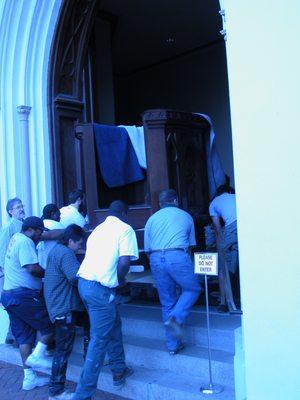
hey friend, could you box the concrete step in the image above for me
[69,352,236,400]
[73,334,234,387]
[119,303,241,352]
[0,344,235,400]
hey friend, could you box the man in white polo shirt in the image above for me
[73,201,138,400]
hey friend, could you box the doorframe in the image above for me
[48,0,98,205]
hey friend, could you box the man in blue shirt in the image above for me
[144,189,202,354]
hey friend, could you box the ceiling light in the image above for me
[165,37,175,43]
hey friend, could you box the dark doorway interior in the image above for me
[88,1,233,184]
[84,0,234,209]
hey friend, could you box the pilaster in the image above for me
[17,105,32,216]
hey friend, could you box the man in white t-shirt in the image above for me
[73,201,138,400]
[37,204,64,269]
[60,189,87,228]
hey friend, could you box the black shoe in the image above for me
[164,316,183,339]
[168,343,184,356]
[229,308,243,315]
[113,366,133,386]
[217,304,229,313]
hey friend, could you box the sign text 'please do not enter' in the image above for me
[194,253,218,276]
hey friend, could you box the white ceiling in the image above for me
[99,0,222,75]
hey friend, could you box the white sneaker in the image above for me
[49,390,74,399]
[26,353,52,373]
[22,372,49,390]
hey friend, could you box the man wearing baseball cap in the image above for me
[1,216,54,391]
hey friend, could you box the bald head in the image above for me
[108,200,128,219]
[159,189,178,208]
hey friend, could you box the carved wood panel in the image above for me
[48,0,98,205]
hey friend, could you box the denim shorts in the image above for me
[1,287,54,345]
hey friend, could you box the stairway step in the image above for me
[119,303,240,352]
[0,345,235,400]
[121,316,234,352]
[73,334,234,386]
[68,352,235,400]
[120,303,241,330]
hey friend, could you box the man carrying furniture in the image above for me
[73,200,138,400]
[144,189,202,355]
[44,224,85,400]
[1,217,54,390]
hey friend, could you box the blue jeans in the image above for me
[73,279,126,400]
[150,251,201,350]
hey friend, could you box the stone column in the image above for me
[17,105,32,217]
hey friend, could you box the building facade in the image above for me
[0,1,299,399]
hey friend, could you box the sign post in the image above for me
[194,252,223,395]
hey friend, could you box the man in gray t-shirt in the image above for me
[0,198,25,288]
[4,232,42,291]
[0,197,25,344]
[144,189,201,354]
[1,217,54,391]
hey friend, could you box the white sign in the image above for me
[194,252,218,276]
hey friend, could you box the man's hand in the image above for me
[117,279,127,289]
[25,263,45,278]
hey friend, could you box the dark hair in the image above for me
[215,183,235,198]
[42,203,59,220]
[108,200,128,219]
[60,224,84,246]
[215,184,230,197]
[68,189,84,204]
[22,216,45,232]
[6,197,22,217]
[159,189,178,207]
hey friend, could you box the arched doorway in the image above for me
[48,0,233,208]
[48,0,239,308]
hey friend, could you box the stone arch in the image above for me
[0,0,62,223]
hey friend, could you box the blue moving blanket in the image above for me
[93,124,144,187]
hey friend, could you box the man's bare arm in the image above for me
[41,229,64,241]
[25,263,45,278]
[211,216,222,242]
[117,256,131,285]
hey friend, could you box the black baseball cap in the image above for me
[22,216,46,231]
